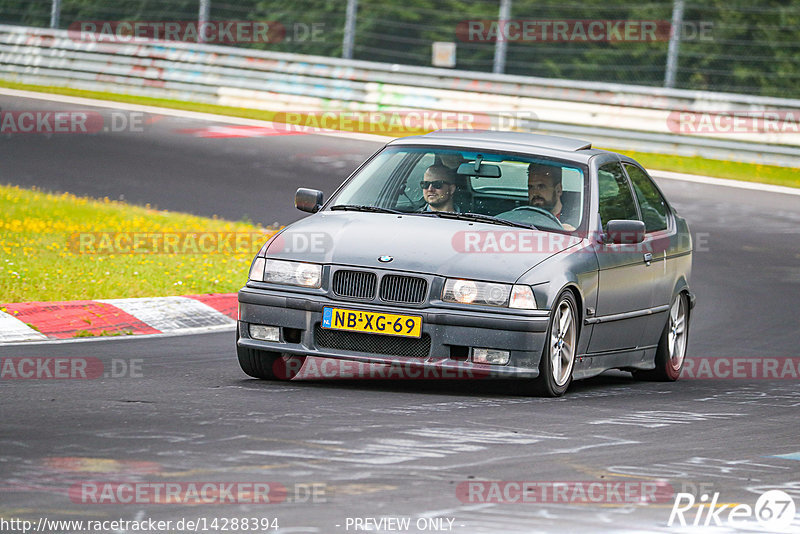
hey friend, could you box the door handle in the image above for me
[643,252,652,266]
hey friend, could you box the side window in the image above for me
[624,164,669,232]
[597,162,638,228]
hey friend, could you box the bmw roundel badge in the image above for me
[378,256,393,263]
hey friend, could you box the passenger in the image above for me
[437,153,466,170]
[421,165,459,212]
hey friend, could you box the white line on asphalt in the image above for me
[651,169,800,196]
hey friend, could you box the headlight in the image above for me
[443,279,536,309]
[263,259,322,288]
[443,279,509,306]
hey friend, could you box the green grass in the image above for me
[609,149,799,189]
[0,184,278,303]
[2,80,798,189]
[73,329,134,337]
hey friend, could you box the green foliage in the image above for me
[73,329,134,337]
[1,0,798,96]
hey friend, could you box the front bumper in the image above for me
[237,287,550,378]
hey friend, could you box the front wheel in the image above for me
[531,291,578,397]
[236,325,304,380]
[633,293,689,381]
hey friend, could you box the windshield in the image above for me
[328,146,587,232]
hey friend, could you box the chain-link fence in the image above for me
[2,0,798,99]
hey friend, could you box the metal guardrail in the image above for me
[1,24,799,167]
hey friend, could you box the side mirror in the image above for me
[295,188,323,213]
[606,219,645,244]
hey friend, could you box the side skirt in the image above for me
[572,346,658,380]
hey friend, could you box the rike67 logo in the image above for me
[668,490,796,531]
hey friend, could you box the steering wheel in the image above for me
[510,205,564,227]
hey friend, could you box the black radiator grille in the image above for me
[379,275,427,304]
[314,325,431,358]
[332,270,377,299]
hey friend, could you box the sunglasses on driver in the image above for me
[420,180,453,190]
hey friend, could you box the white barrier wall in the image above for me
[1,24,799,166]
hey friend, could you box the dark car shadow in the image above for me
[234,370,647,399]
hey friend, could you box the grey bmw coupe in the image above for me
[237,130,695,396]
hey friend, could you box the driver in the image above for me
[527,163,576,230]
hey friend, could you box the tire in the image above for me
[531,291,579,397]
[633,293,689,381]
[236,324,303,380]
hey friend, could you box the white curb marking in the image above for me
[98,296,235,333]
[0,312,49,343]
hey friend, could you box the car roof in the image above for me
[388,130,617,164]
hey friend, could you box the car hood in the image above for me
[265,212,581,283]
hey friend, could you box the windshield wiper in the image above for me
[329,204,404,214]
[421,211,536,229]
[330,205,534,228]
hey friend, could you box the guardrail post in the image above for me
[50,0,61,29]
[664,0,684,88]
[198,0,211,43]
[343,0,358,59]
[492,0,511,74]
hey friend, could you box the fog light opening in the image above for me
[473,348,510,365]
[283,327,302,344]
[449,345,469,361]
[249,324,281,342]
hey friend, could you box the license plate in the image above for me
[322,307,422,338]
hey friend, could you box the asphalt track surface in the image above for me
[2,95,800,533]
